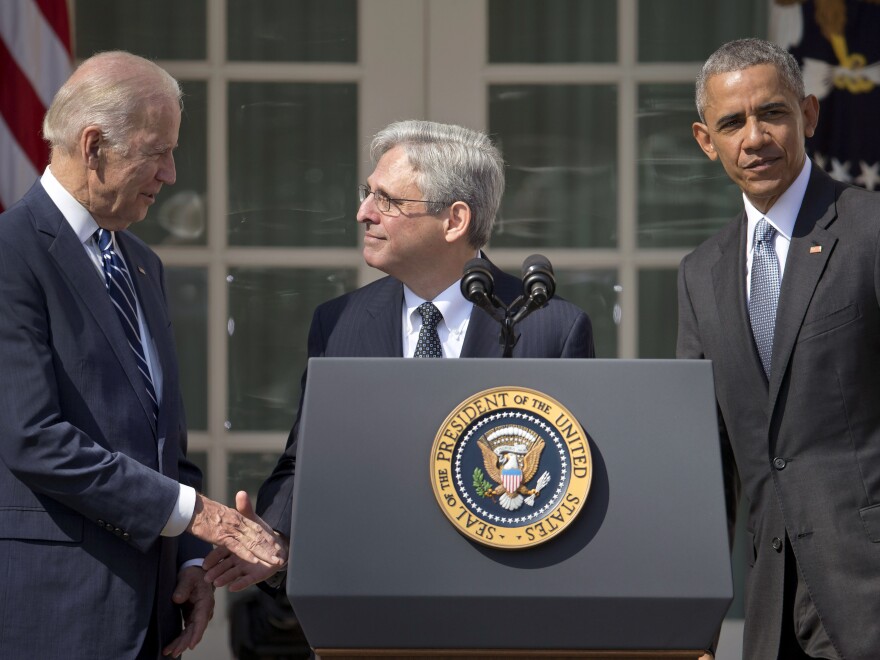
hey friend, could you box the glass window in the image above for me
[188,451,209,492]
[489,85,618,249]
[555,270,619,358]
[227,0,357,62]
[637,84,741,248]
[227,83,358,247]
[227,452,282,503]
[227,267,358,431]
[638,0,768,62]
[489,0,617,63]
[637,269,678,359]
[74,0,206,60]
[132,80,208,247]
[165,267,208,430]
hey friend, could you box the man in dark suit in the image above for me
[678,39,880,660]
[0,51,285,659]
[203,119,594,591]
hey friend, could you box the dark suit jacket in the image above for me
[257,260,595,536]
[0,182,209,658]
[677,165,880,660]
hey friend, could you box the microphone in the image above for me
[461,257,495,304]
[521,254,556,307]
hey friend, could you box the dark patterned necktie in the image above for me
[95,229,158,422]
[748,218,780,378]
[414,302,443,358]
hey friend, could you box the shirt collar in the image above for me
[743,157,811,242]
[41,167,100,245]
[403,279,472,336]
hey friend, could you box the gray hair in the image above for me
[43,51,182,156]
[695,38,804,122]
[370,120,505,249]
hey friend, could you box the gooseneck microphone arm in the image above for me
[460,255,557,358]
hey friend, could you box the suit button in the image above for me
[773,457,786,470]
[97,519,105,526]
[122,532,131,542]
[114,527,124,537]
[104,522,114,530]
[771,537,783,552]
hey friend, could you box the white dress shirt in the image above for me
[744,158,812,302]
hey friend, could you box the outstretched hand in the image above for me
[187,492,286,568]
[202,491,290,592]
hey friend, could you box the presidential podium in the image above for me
[286,358,732,659]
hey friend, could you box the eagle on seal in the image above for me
[478,429,546,511]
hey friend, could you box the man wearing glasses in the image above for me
[203,119,595,590]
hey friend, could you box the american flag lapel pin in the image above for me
[809,245,822,254]
[137,265,146,275]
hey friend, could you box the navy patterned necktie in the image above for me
[414,302,443,358]
[748,218,780,378]
[95,229,158,422]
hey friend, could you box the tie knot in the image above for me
[95,228,113,253]
[417,302,442,330]
[754,218,775,245]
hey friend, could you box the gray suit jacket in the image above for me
[257,260,595,536]
[677,165,880,659]
[0,182,208,658]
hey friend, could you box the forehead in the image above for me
[130,99,181,141]
[703,64,796,114]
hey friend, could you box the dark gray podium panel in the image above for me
[287,358,731,651]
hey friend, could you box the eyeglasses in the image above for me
[358,184,448,215]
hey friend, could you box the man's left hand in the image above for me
[163,566,215,658]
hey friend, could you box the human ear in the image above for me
[445,201,471,244]
[692,122,718,161]
[81,127,103,170]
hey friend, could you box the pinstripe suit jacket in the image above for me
[0,182,208,658]
[257,259,594,535]
[677,165,880,659]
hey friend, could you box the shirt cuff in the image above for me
[180,558,205,571]
[161,484,196,537]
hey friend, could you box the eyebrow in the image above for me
[714,101,789,129]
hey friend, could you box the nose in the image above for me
[741,116,768,150]
[157,152,176,185]
[356,192,377,224]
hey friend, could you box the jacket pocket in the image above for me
[799,302,860,342]
[0,507,83,542]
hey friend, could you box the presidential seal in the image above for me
[430,386,592,549]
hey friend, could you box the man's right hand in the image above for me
[187,492,286,568]
[202,491,289,592]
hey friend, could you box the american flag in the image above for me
[0,0,72,212]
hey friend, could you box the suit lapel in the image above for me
[117,233,168,438]
[712,214,770,388]
[35,191,158,436]
[768,168,838,406]
[362,278,403,356]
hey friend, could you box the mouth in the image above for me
[743,157,779,172]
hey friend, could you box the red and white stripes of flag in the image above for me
[0,0,72,211]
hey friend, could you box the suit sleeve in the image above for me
[0,235,181,553]
[676,254,739,545]
[256,306,327,537]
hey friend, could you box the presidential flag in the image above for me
[772,0,880,190]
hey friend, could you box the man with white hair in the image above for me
[0,51,285,658]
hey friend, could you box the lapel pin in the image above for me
[809,246,822,254]
[137,266,146,275]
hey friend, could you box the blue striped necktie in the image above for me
[748,218,780,378]
[95,229,158,422]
